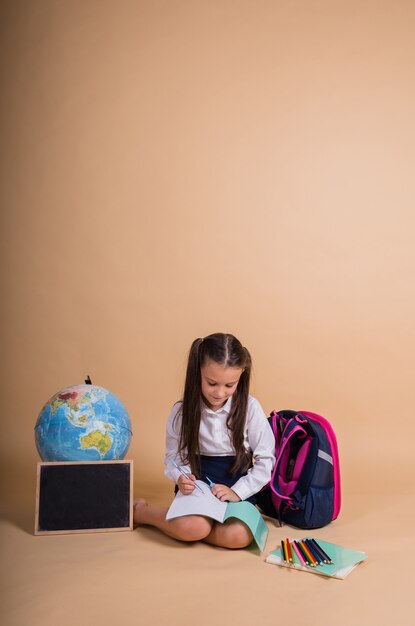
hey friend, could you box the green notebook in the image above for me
[166,480,268,551]
[265,538,367,579]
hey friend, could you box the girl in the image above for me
[134,333,275,549]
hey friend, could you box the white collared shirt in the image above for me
[164,395,276,501]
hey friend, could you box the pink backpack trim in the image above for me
[299,410,341,520]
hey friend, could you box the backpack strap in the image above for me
[269,410,287,454]
[269,411,278,438]
[270,417,309,503]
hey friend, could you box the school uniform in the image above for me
[164,395,276,503]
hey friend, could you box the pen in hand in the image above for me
[169,459,204,492]
[205,475,215,489]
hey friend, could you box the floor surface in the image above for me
[1,480,413,626]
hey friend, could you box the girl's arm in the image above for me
[163,403,192,484]
[230,398,276,501]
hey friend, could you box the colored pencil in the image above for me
[295,540,312,566]
[285,539,290,562]
[281,539,287,562]
[292,540,307,566]
[285,538,294,564]
[307,538,328,564]
[304,539,324,565]
[299,539,318,566]
[311,538,333,564]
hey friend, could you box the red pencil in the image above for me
[285,538,294,564]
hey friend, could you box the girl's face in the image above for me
[200,358,244,411]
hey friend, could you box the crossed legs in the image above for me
[134,499,253,549]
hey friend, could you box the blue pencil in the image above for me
[304,539,324,565]
[310,538,333,564]
[307,538,328,564]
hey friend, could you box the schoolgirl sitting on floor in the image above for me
[134,332,275,549]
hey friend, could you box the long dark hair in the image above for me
[176,333,252,477]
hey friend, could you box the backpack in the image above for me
[257,410,341,529]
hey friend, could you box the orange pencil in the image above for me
[299,539,318,566]
[295,540,312,565]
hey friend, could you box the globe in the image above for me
[35,384,132,461]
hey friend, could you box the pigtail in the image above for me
[178,338,204,476]
[227,346,252,475]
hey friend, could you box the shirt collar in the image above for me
[202,395,233,415]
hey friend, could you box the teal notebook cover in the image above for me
[224,501,268,552]
[266,539,368,578]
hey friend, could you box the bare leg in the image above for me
[203,518,253,549]
[134,499,214,542]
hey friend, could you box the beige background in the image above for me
[1,1,414,625]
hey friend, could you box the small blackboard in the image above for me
[35,460,133,535]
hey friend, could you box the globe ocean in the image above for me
[35,384,132,461]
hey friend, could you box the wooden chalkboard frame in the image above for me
[35,460,133,535]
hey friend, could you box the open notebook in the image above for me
[266,538,367,579]
[166,480,268,551]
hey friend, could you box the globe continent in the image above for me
[35,384,132,461]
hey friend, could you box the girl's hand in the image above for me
[211,484,241,502]
[177,473,197,495]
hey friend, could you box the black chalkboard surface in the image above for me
[35,461,133,535]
